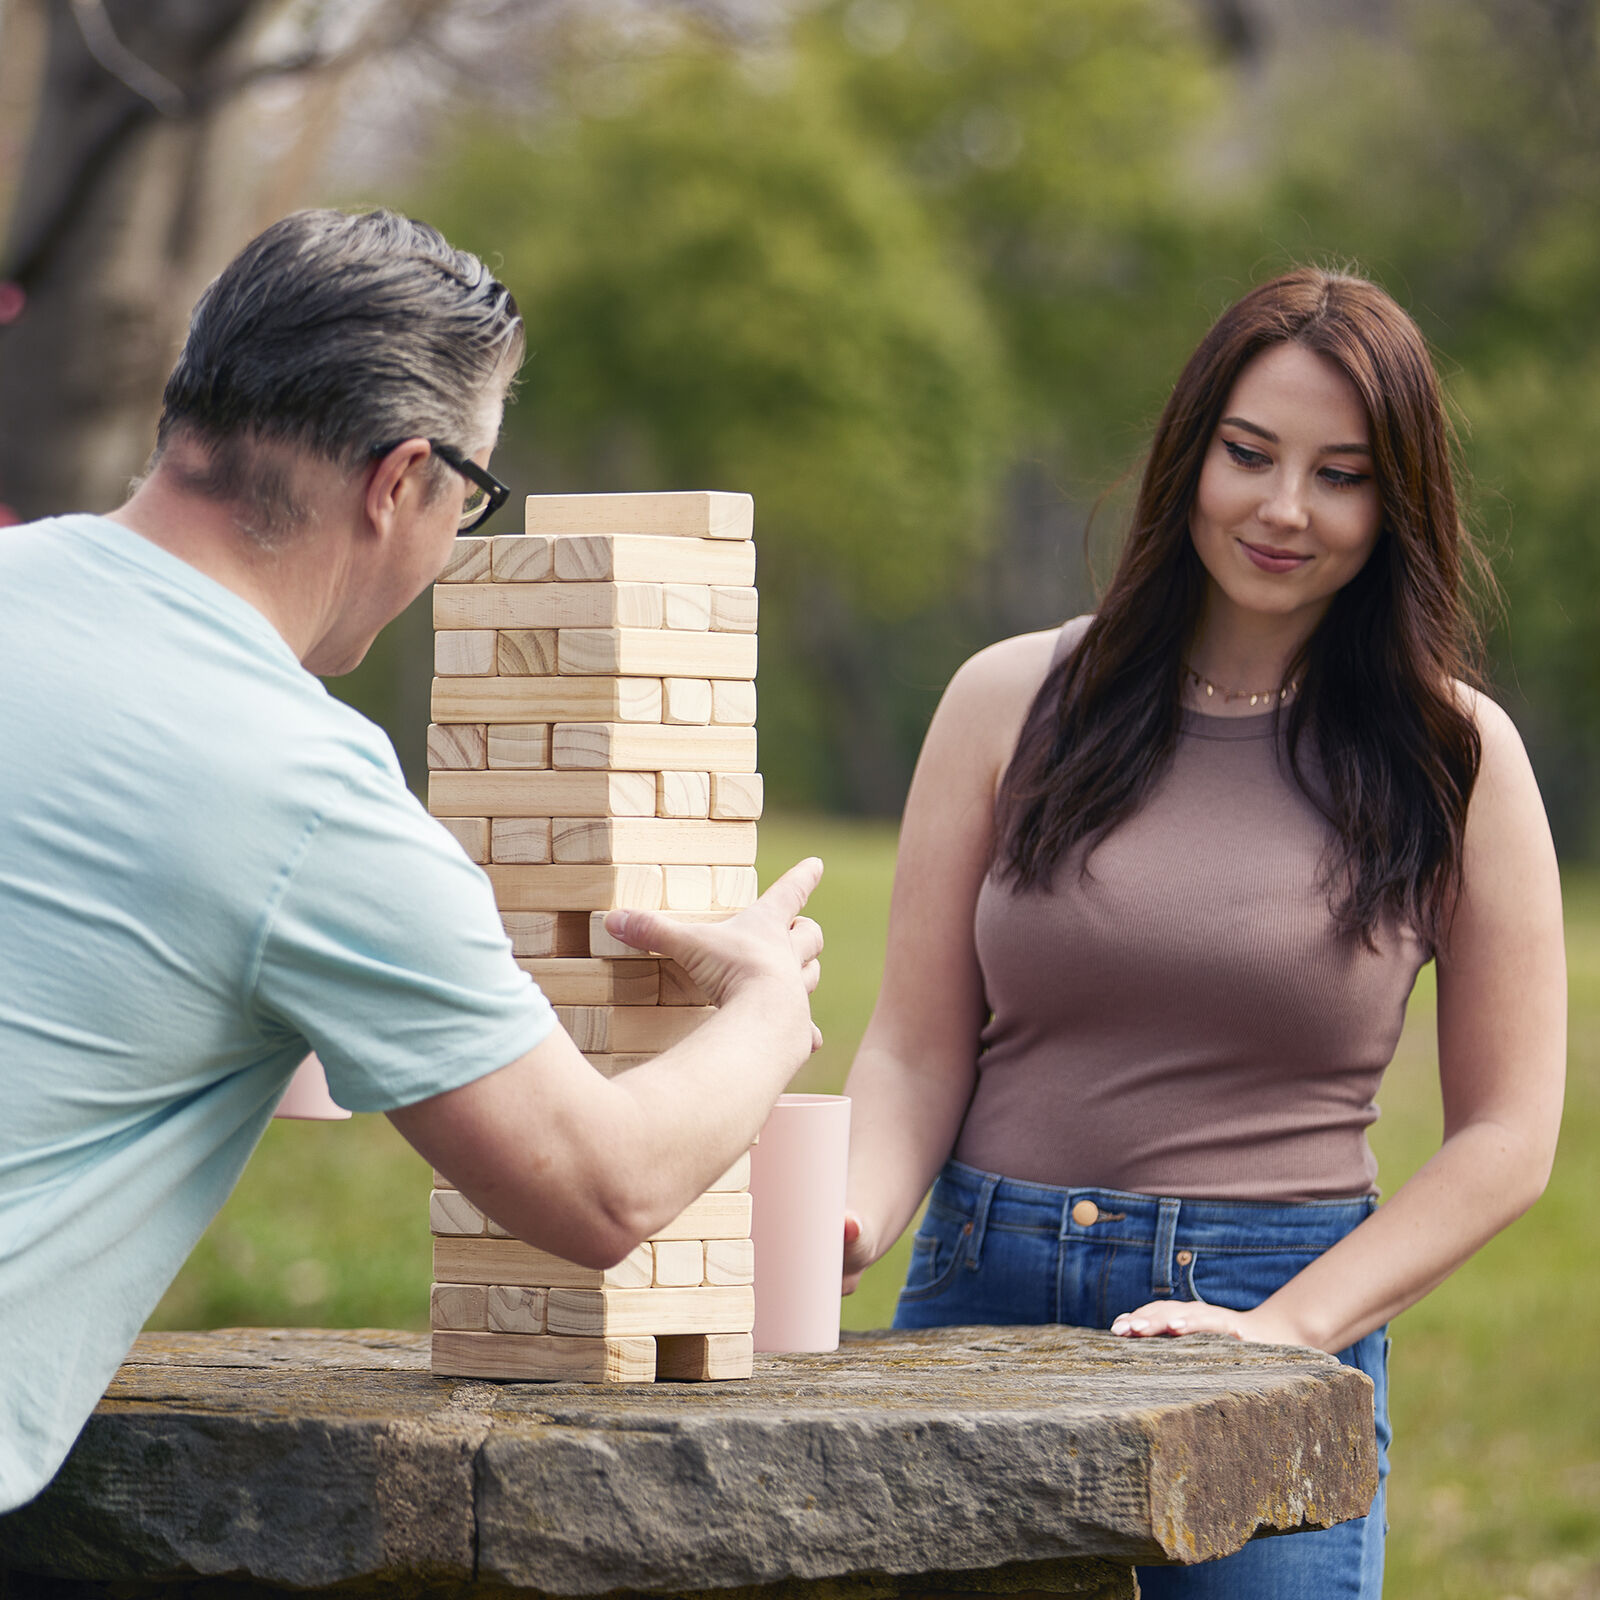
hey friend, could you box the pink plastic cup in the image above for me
[748,1092,852,1353]
[273,1053,351,1121]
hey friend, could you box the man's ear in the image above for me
[364,438,433,536]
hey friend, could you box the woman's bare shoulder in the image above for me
[945,617,1089,711]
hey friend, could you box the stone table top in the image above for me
[0,1326,1377,1597]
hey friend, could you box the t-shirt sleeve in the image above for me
[248,757,556,1113]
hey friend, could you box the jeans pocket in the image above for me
[1188,1248,1320,1313]
[898,1202,970,1302]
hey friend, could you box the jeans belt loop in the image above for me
[964,1173,1001,1271]
[1151,1197,1182,1298]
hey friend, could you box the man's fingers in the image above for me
[789,915,824,963]
[757,857,824,926]
[800,958,821,994]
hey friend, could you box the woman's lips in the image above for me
[1240,539,1311,574]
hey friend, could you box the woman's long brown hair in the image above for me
[993,268,1490,949]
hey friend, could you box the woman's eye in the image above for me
[1320,466,1371,489]
[1222,439,1268,468]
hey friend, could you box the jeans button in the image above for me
[1071,1199,1099,1227]
[1176,1249,1193,1266]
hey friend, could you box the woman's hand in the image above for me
[842,1211,874,1295]
[1110,1300,1311,1347]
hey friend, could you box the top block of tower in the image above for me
[525,492,753,542]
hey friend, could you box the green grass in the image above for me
[150,814,1600,1599]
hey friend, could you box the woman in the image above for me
[839,268,1566,1598]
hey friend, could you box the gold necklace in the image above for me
[1184,663,1298,708]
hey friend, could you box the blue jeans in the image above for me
[893,1159,1390,1599]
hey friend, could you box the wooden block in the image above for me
[435,630,496,675]
[490,533,553,581]
[709,586,757,632]
[660,961,711,1006]
[554,1004,716,1054]
[662,866,713,911]
[432,1330,655,1383]
[434,582,662,631]
[437,816,489,863]
[502,911,591,957]
[584,1052,657,1077]
[663,584,711,631]
[710,680,756,725]
[430,771,656,819]
[431,1282,488,1331]
[558,629,757,681]
[553,724,757,774]
[708,1151,751,1192]
[709,772,763,820]
[655,1332,754,1381]
[491,816,552,863]
[657,771,711,819]
[487,724,550,770]
[427,723,486,771]
[524,491,753,541]
[589,908,735,958]
[497,628,559,676]
[431,1189,487,1236]
[434,1236,653,1289]
[432,1169,456,1189]
[552,818,758,867]
[515,958,659,1005]
[439,537,491,582]
[486,863,664,913]
[712,866,759,910]
[653,1240,705,1288]
[547,1285,754,1338]
[704,1238,756,1286]
[651,1190,752,1241]
[486,1284,548,1334]
[662,678,712,726]
[555,535,755,586]
[433,677,662,725]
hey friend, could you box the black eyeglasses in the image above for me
[371,438,511,534]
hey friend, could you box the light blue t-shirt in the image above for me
[0,514,556,1510]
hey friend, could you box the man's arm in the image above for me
[389,858,824,1268]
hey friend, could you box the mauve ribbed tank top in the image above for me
[955,618,1429,1202]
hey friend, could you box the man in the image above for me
[0,209,823,1511]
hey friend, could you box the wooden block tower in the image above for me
[425,492,762,1383]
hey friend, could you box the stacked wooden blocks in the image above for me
[426,491,762,1384]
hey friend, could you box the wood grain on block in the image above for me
[710,680,756,725]
[558,628,757,681]
[434,582,663,631]
[438,537,491,582]
[434,676,662,726]
[555,534,755,586]
[583,1052,657,1077]
[662,677,712,726]
[546,1284,755,1338]
[490,533,553,582]
[704,1238,756,1286]
[430,1282,488,1332]
[709,772,764,820]
[588,907,735,958]
[434,1236,653,1290]
[502,910,591,957]
[491,816,552,863]
[427,723,486,771]
[653,1240,705,1288]
[650,1190,753,1241]
[554,723,757,774]
[709,585,758,633]
[656,770,711,819]
[486,724,550,771]
[712,866,759,910]
[662,584,711,631]
[552,817,758,867]
[524,490,752,541]
[659,961,711,1006]
[437,816,489,863]
[486,863,664,913]
[430,1189,487,1236]
[497,628,559,676]
[430,770,656,819]
[486,1284,547,1335]
[708,1151,751,1192]
[655,1331,754,1381]
[554,1004,715,1054]
[515,957,659,1006]
[432,1330,656,1384]
[435,629,496,676]
[662,865,713,910]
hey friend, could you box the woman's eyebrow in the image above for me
[1219,415,1372,455]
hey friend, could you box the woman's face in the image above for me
[1189,341,1383,635]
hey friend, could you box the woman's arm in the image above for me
[842,630,1059,1289]
[1114,692,1567,1352]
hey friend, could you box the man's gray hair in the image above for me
[154,209,523,542]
